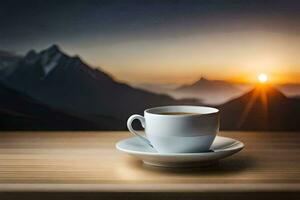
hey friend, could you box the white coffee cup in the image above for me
[127,106,219,153]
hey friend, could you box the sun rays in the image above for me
[237,78,270,129]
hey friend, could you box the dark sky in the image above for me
[1,0,299,52]
[0,0,299,84]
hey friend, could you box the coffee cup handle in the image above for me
[127,114,152,147]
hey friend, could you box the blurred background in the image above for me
[0,0,299,131]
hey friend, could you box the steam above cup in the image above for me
[127,106,219,153]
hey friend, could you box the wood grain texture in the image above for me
[0,131,299,193]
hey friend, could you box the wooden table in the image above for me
[0,131,299,200]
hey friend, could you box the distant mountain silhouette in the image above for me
[174,77,245,104]
[177,77,239,92]
[0,45,197,130]
[220,85,300,131]
[0,50,20,69]
[276,83,300,97]
[1,45,299,131]
[0,82,115,130]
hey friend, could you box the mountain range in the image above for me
[220,85,300,131]
[0,45,197,130]
[134,78,250,105]
[173,77,247,104]
[0,44,299,131]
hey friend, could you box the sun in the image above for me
[257,73,268,83]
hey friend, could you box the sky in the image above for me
[0,0,300,84]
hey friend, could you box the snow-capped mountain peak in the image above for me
[23,45,65,76]
[42,44,61,55]
[40,45,63,64]
[42,53,62,75]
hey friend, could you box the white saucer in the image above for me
[116,136,244,168]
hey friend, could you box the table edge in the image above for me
[0,183,299,193]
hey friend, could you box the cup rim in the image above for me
[144,105,219,117]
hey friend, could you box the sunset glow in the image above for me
[1,1,300,85]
